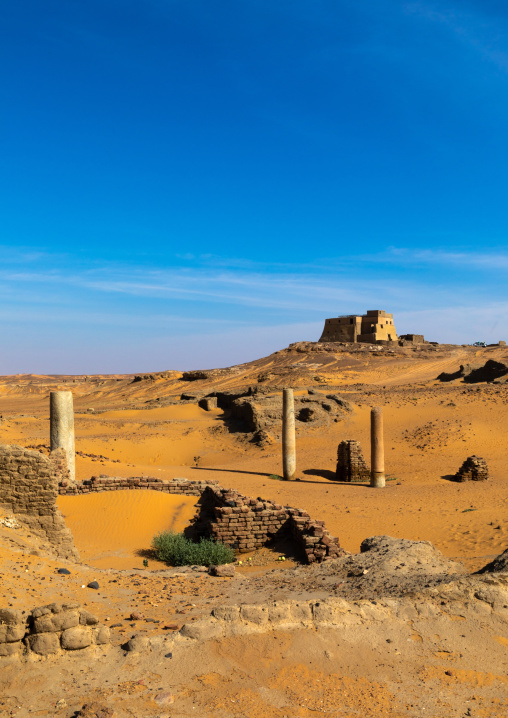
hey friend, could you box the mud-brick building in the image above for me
[319,309,398,344]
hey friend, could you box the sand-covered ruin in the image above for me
[1,339,507,716]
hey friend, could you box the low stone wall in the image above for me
[177,574,505,642]
[58,475,221,496]
[0,603,110,659]
[0,444,79,561]
[187,486,343,563]
[335,440,370,482]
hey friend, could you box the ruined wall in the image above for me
[335,440,370,482]
[59,475,342,564]
[319,316,360,342]
[0,603,110,659]
[187,486,344,563]
[454,456,488,482]
[58,475,220,496]
[399,334,425,346]
[0,444,79,561]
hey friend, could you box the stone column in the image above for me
[50,391,75,483]
[282,388,296,481]
[370,406,385,488]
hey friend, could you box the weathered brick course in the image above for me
[335,440,370,482]
[0,444,79,560]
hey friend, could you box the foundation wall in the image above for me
[58,476,221,496]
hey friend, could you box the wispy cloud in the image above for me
[358,246,508,269]
[2,246,507,318]
[405,1,508,73]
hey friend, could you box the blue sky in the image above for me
[2,1,508,373]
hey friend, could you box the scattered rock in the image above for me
[87,581,100,590]
[57,568,71,575]
[76,703,116,718]
[153,692,174,706]
[130,611,144,621]
[208,564,236,577]
[124,635,150,653]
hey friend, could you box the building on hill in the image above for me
[318,309,398,344]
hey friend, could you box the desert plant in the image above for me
[151,530,235,567]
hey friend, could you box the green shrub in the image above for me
[151,531,235,567]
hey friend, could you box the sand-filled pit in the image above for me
[57,490,198,569]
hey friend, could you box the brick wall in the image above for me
[186,486,344,563]
[335,440,370,482]
[0,444,79,561]
[58,475,221,496]
[60,475,343,564]
[454,455,488,482]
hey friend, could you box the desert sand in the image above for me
[1,340,507,716]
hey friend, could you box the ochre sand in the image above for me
[1,343,508,716]
[58,491,198,569]
[1,345,507,571]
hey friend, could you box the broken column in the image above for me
[282,388,296,481]
[50,391,75,483]
[370,406,385,488]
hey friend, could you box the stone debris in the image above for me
[0,603,110,659]
[208,564,235,577]
[0,515,21,529]
[454,455,489,482]
[335,440,370,482]
[153,691,174,705]
[76,703,116,718]
[130,611,145,621]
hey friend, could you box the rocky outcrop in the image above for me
[181,367,240,382]
[437,359,508,383]
[0,603,110,660]
[228,391,352,438]
[0,444,79,561]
